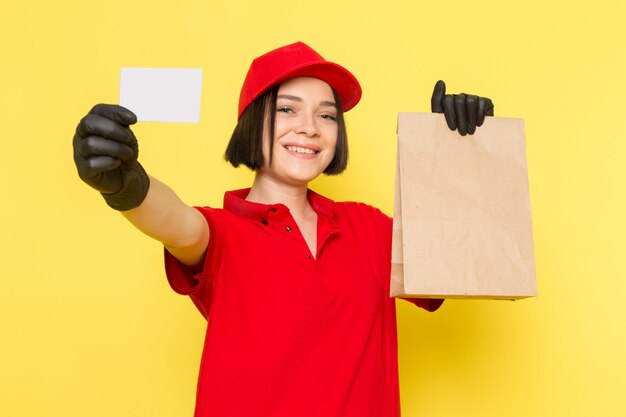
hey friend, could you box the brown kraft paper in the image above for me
[391,113,537,299]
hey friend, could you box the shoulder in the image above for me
[193,205,258,231]
[333,200,391,223]
[331,200,392,240]
[309,189,390,227]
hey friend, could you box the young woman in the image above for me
[73,42,494,417]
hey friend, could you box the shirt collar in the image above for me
[223,188,335,222]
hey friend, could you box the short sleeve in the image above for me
[163,206,220,320]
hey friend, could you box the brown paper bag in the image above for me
[391,113,537,299]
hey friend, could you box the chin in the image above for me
[276,162,329,184]
[284,171,323,185]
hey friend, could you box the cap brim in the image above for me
[239,61,362,119]
[284,62,362,112]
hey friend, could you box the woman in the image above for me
[73,42,494,417]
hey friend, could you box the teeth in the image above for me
[286,146,317,154]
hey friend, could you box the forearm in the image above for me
[121,175,209,265]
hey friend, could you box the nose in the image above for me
[295,112,320,137]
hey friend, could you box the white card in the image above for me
[119,68,202,123]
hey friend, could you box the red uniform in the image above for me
[165,189,441,417]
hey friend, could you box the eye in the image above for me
[320,113,337,122]
[277,107,294,114]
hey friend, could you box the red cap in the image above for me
[238,42,362,119]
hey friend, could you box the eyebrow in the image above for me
[277,94,337,108]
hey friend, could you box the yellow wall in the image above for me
[2,1,624,416]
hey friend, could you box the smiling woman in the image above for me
[225,85,349,175]
[72,41,493,417]
[259,77,340,183]
[224,80,348,175]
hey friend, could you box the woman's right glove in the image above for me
[73,104,150,211]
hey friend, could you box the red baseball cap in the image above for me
[238,42,362,119]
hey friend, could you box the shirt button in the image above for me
[285,226,292,232]
[270,208,277,213]
[262,219,268,226]
[306,254,311,259]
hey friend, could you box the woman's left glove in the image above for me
[431,80,494,136]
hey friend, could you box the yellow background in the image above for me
[1,0,624,416]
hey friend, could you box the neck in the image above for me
[246,173,313,220]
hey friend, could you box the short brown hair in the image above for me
[224,86,348,175]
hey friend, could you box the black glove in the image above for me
[73,104,149,211]
[431,80,494,136]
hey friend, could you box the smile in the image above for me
[284,145,319,155]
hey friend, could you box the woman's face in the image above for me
[260,76,339,187]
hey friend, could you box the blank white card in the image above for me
[119,68,202,123]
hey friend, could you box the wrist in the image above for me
[101,162,150,211]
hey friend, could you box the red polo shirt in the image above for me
[164,189,441,417]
